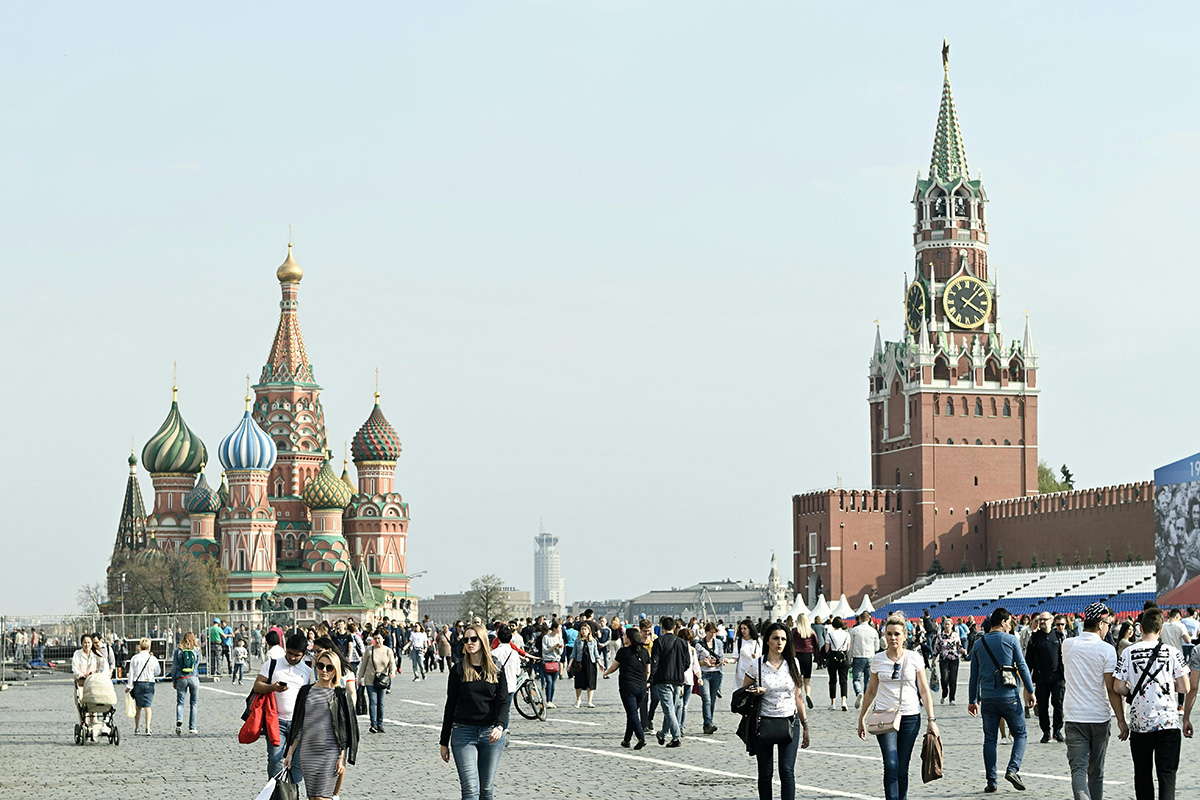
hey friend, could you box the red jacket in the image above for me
[239,689,280,745]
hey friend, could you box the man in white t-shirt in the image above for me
[850,613,880,708]
[1114,608,1189,800]
[251,633,313,786]
[1061,602,1124,800]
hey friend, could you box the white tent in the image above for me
[831,594,855,619]
[856,594,876,615]
[811,594,832,620]
[788,593,811,620]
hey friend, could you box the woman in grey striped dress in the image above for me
[283,651,359,800]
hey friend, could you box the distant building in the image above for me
[420,588,532,625]
[567,600,627,620]
[533,526,565,616]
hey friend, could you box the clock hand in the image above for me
[963,298,984,314]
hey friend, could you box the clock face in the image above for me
[905,281,927,334]
[942,275,992,329]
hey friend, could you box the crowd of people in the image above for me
[47,599,1200,800]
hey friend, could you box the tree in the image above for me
[1105,545,1113,564]
[1031,553,1040,570]
[76,582,106,614]
[1060,464,1075,490]
[118,551,228,615]
[1056,553,1063,567]
[1038,460,1068,493]
[960,557,969,574]
[461,574,509,623]
[927,557,946,576]
[996,546,1005,571]
[1014,560,1023,571]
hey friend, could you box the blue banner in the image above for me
[1154,452,1200,487]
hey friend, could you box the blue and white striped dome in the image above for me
[218,410,277,471]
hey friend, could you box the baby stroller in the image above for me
[74,673,120,745]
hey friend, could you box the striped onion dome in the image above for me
[184,472,221,514]
[217,473,228,506]
[302,456,353,510]
[218,407,277,471]
[351,394,401,462]
[142,392,207,474]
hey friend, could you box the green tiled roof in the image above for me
[929,73,969,184]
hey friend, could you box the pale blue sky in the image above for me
[3,3,1198,613]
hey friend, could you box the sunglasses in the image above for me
[891,662,902,680]
[316,663,336,673]
[463,635,480,643]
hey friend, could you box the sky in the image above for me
[3,3,1199,614]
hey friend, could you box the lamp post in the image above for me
[120,573,127,640]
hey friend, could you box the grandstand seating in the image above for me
[875,562,1157,620]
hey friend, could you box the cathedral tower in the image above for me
[141,386,207,552]
[866,47,1039,584]
[217,394,279,597]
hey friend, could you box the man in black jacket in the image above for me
[1026,612,1066,743]
[649,616,689,748]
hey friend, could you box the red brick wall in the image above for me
[984,482,1155,567]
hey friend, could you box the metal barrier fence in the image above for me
[1,610,298,684]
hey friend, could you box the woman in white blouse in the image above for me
[734,619,763,691]
[744,622,811,800]
[126,637,162,735]
[856,615,939,800]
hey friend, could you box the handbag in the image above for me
[270,770,299,800]
[124,692,136,719]
[355,684,367,716]
[543,659,560,674]
[371,651,392,690]
[867,653,908,735]
[568,661,581,677]
[921,729,944,783]
[980,636,1019,689]
[757,715,794,745]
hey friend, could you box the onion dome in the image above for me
[302,455,353,510]
[128,451,138,467]
[184,471,222,514]
[218,398,278,471]
[351,393,401,462]
[276,243,303,283]
[341,458,355,491]
[142,388,207,474]
[217,473,229,506]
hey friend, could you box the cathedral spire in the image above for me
[1022,311,1038,365]
[115,451,149,553]
[929,41,970,184]
[261,245,317,385]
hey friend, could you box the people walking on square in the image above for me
[540,621,563,708]
[126,637,161,735]
[850,612,880,709]
[1027,612,1067,743]
[649,615,689,747]
[933,616,966,705]
[440,623,510,800]
[207,618,224,675]
[567,622,599,708]
[791,614,818,710]
[437,625,453,673]
[696,622,726,732]
[734,619,762,690]
[170,631,201,736]
[1061,602,1124,800]
[745,621,810,800]
[604,625,650,748]
[825,617,851,711]
[968,608,1035,793]
[232,638,249,685]
[408,623,429,682]
[357,633,397,734]
[857,615,938,800]
[1114,607,1189,800]
[676,627,702,732]
[282,649,359,800]
[253,633,313,785]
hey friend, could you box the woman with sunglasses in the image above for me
[440,623,510,800]
[857,614,938,800]
[744,622,810,800]
[283,652,359,800]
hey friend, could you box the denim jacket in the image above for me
[968,631,1034,702]
[571,638,599,664]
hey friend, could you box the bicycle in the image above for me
[512,659,547,721]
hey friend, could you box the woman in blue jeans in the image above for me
[357,635,397,733]
[745,622,811,800]
[603,626,650,748]
[857,615,939,800]
[170,631,202,735]
[440,623,510,800]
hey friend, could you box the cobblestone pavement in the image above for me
[2,663,1196,799]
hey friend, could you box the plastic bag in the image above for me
[125,692,136,718]
[253,778,276,800]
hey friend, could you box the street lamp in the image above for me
[120,573,127,640]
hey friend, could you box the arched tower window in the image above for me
[932,191,947,218]
[990,398,997,416]
[297,598,308,610]
[934,356,950,381]
[1003,399,1012,418]
[984,359,1000,382]
[895,469,901,487]
[946,399,954,416]
[960,397,969,415]
[974,398,983,416]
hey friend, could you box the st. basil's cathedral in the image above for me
[108,246,413,621]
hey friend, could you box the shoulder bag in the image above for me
[867,653,908,735]
[730,656,764,717]
[1128,642,1166,701]
[372,650,392,690]
[921,728,944,783]
[980,635,1019,689]
[756,658,795,745]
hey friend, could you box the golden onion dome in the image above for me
[302,455,353,511]
[276,243,303,283]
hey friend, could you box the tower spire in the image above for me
[930,40,970,184]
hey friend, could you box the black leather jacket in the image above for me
[284,684,360,765]
[1026,630,1064,686]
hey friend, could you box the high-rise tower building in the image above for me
[533,526,565,614]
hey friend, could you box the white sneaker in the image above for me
[189,728,198,734]
[575,699,582,708]
[829,701,835,710]
[546,702,556,709]
[855,695,862,709]
[587,703,596,708]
